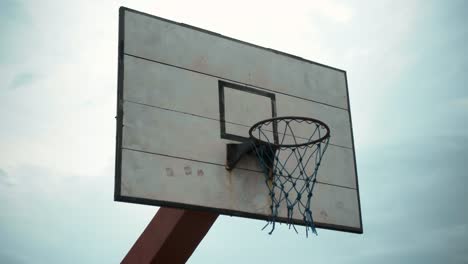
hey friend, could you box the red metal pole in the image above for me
[121,207,218,264]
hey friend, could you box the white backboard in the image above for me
[115,7,362,233]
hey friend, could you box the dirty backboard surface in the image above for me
[115,7,362,234]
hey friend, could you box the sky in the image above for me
[1,0,467,263]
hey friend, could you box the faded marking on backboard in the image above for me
[165,168,174,177]
[197,169,204,177]
[184,165,192,176]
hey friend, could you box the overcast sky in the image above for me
[1,0,467,263]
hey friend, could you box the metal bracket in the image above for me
[225,141,255,170]
[225,140,278,171]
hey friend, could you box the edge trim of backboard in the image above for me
[344,72,363,233]
[114,7,125,201]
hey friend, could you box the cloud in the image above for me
[0,0,117,176]
[353,224,468,263]
[450,97,468,110]
[0,164,156,264]
[0,0,32,64]
[0,168,15,186]
[345,0,468,150]
[0,251,28,264]
[8,72,37,90]
[312,1,354,23]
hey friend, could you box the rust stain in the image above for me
[224,169,236,209]
[184,165,192,176]
[320,209,328,219]
[197,169,204,177]
[226,169,233,190]
[266,178,273,189]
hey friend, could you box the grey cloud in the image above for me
[0,252,27,264]
[9,72,37,90]
[0,164,155,264]
[0,168,14,186]
[354,133,468,263]
[0,0,31,63]
[0,0,27,23]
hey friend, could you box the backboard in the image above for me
[115,7,362,234]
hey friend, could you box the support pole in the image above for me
[121,207,218,264]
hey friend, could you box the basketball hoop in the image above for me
[249,116,330,236]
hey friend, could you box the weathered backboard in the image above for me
[115,7,362,234]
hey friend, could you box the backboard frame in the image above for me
[114,6,363,234]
